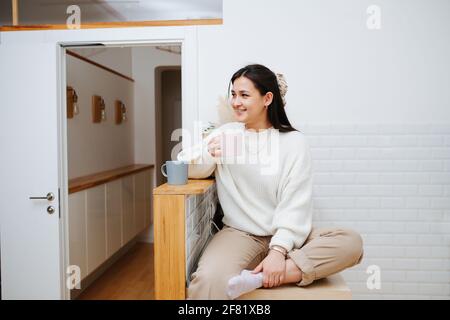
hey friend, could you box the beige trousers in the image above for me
[188,225,364,300]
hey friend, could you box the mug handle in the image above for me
[161,163,168,177]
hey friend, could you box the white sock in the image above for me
[226,269,263,299]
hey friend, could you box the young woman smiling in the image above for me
[177,64,364,300]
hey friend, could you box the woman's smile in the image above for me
[234,107,248,116]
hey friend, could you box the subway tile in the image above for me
[418,185,444,196]
[420,160,445,171]
[419,283,450,295]
[331,148,357,160]
[431,197,450,209]
[432,148,450,159]
[391,160,421,171]
[405,198,431,209]
[390,136,419,147]
[313,160,344,171]
[429,173,450,184]
[366,136,392,147]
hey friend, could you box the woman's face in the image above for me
[230,76,273,124]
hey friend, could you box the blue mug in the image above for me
[161,160,188,185]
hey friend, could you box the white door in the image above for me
[0,42,64,299]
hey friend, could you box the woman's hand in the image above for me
[207,135,222,158]
[252,250,286,288]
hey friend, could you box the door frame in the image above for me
[57,35,198,299]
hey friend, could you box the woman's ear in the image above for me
[264,92,274,107]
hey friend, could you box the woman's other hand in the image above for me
[251,250,286,288]
[207,135,222,158]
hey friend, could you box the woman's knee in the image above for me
[338,228,364,265]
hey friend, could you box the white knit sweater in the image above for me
[177,122,313,252]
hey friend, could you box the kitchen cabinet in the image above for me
[86,185,107,274]
[106,179,122,258]
[68,165,153,281]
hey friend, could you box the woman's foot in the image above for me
[226,269,263,299]
[226,259,303,299]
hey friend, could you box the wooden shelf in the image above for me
[153,179,215,196]
[69,164,154,194]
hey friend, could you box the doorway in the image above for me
[62,42,182,299]
[155,66,182,186]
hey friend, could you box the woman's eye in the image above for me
[242,94,248,97]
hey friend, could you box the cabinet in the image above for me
[122,175,135,244]
[68,191,87,280]
[153,179,218,300]
[68,165,153,281]
[86,185,107,274]
[106,179,122,258]
[134,171,147,234]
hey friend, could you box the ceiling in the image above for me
[0,0,223,25]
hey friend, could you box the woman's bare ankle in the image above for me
[282,258,303,284]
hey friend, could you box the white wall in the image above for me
[132,46,181,166]
[131,46,181,243]
[197,0,450,126]
[66,53,134,179]
[304,123,450,299]
[71,47,133,77]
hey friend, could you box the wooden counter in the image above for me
[69,164,154,194]
[153,178,215,195]
[153,179,218,299]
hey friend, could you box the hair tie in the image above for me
[275,73,288,107]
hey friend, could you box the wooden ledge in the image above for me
[0,18,223,32]
[153,179,215,196]
[69,164,154,194]
[238,274,352,300]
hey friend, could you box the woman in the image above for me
[177,64,363,300]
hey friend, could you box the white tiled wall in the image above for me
[301,123,450,300]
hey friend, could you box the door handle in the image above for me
[29,192,55,201]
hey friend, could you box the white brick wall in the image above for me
[301,123,450,300]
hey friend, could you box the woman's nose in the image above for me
[232,97,242,107]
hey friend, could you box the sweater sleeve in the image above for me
[176,131,219,179]
[269,137,313,252]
